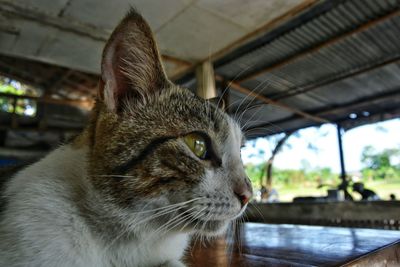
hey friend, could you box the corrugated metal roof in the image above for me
[217,0,399,79]
[2,0,400,139]
[213,0,400,138]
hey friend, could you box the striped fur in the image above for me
[0,8,252,267]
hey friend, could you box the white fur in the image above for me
[0,145,188,267]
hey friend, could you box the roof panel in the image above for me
[214,0,400,137]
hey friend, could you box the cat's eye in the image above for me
[183,133,208,159]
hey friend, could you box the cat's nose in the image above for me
[234,181,252,206]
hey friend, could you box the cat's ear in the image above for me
[99,8,170,112]
[208,97,226,111]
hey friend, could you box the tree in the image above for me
[265,131,294,190]
[361,145,400,180]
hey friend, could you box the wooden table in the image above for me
[185,223,400,267]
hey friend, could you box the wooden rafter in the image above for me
[215,75,329,124]
[246,89,400,133]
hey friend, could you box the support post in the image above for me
[195,61,217,99]
[337,124,346,180]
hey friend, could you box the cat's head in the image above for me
[87,9,252,237]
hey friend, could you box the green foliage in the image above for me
[0,77,38,117]
[360,145,400,180]
[245,163,337,190]
[245,163,264,188]
[0,83,25,95]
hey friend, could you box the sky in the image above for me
[241,118,400,173]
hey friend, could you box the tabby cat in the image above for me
[0,9,252,267]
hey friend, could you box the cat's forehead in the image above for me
[120,86,243,146]
[165,88,242,140]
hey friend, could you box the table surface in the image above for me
[185,223,400,267]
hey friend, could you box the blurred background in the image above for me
[1,0,399,228]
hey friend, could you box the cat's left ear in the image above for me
[99,8,170,112]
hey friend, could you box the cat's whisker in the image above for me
[128,205,186,229]
[236,103,265,126]
[151,206,200,238]
[244,128,274,137]
[105,207,180,250]
[214,65,253,117]
[190,209,209,250]
[224,93,261,120]
[235,97,260,125]
[233,78,270,122]
[243,119,286,134]
[244,123,285,135]
[129,197,206,233]
[240,104,265,131]
[237,80,274,129]
[132,197,205,215]
[163,208,206,237]
[105,200,203,250]
[226,221,235,266]
[109,206,186,250]
[242,121,275,133]
[197,209,216,247]
[179,207,207,233]
[155,207,208,246]
[143,209,193,243]
[249,202,265,221]
[238,219,244,255]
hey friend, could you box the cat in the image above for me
[0,8,252,267]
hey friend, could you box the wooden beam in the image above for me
[196,61,217,99]
[238,9,400,82]
[246,89,400,134]
[215,75,329,124]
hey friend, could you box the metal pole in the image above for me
[337,123,346,180]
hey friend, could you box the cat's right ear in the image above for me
[99,8,170,112]
[208,97,226,111]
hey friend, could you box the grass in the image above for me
[364,180,400,200]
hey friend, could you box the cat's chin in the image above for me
[190,219,230,237]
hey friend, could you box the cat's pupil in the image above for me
[183,133,208,159]
[194,140,206,157]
